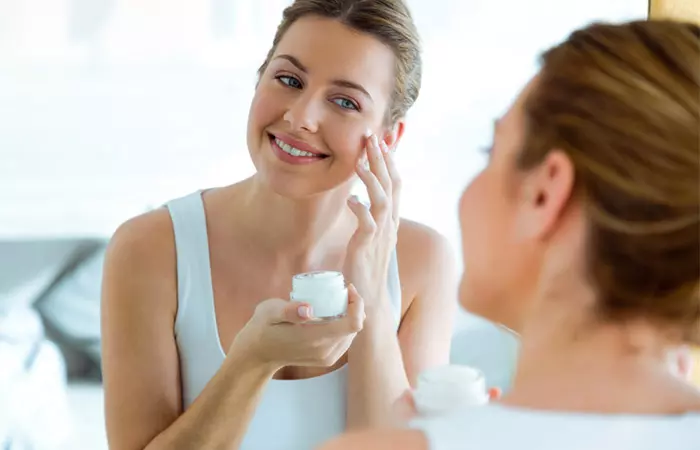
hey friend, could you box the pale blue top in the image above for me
[166,190,403,450]
[410,404,700,450]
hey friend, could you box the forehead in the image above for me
[496,76,538,143]
[273,16,396,100]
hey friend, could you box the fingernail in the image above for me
[348,195,360,204]
[357,160,369,171]
[364,128,372,138]
[298,305,311,318]
[380,141,389,154]
[371,134,379,147]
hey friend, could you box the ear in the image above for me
[381,120,405,151]
[518,150,575,241]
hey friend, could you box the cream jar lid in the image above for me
[292,271,345,295]
[414,365,489,415]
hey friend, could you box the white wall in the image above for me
[0,0,647,241]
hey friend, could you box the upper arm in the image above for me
[318,429,428,450]
[396,220,459,386]
[101,210,182,450]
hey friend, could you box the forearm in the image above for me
[346,299,410,430]
[145,346,277,450]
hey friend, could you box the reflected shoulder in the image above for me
[396,218,458,298]
[397,218,454,263]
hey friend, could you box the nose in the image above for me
[283,93,321,133]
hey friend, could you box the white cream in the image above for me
[414,365,489,417]
[290,271,348,319]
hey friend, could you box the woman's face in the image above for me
[457,80,548,331]
[247,16,398,198]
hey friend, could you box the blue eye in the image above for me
[333,98,359,110]
[277,75,302,89]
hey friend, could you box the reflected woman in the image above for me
[101,1,457,450]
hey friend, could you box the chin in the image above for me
[257,166,352,200]
[459,275,514,328]
[458,278,483,315]
[261,172,327,199]
[248,132,356,199]
[249,153,319,200]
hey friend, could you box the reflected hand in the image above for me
[231,287,365,370]
[343,133,400,309]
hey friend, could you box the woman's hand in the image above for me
[344,133,401,309]
[391,387,502,424]
[231,286,366,371]
[668,346,694,381]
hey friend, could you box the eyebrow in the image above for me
[273,54,373,101]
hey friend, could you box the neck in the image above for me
[503,289,699,414]
[233,175,356,269]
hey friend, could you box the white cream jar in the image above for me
[290,271,348,320]
[413,365,489,417]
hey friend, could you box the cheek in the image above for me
[459,174,491,267]
[325,121,367,163]
[458,170,512,307]
[248,87,280,131]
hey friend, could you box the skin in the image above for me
[320,76,700,450]
[102,16,456,450]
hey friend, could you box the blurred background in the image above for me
[3,0,693,449]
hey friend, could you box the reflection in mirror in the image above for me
[0,0,649,449]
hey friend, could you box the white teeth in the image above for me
[275,138,317,157]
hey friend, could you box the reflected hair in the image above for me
[518,20,700,342]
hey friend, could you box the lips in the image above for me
[268,132,328,157]
[268,133,329,165]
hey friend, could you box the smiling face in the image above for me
[247,16,398,198]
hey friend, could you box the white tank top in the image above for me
[410,404,700,450]
[166,191,403,450]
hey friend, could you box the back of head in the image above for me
[258,0,422,124]
[518,20,700,343]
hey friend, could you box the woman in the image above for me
[100,1,457,450]
[322,19,700,450]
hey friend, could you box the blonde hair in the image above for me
[519,20,700,342]
[257,0,422,124]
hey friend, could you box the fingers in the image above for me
[343,284,366,332]
[382,141,401,221]
[355,159,389,220]
[346,195,376,249]
[672,346,693,381]
[259,298,314,324]
[392,389,418,424]
[356,134,391,221]
[366,133,392,196]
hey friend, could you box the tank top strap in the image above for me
[165,191,216,331]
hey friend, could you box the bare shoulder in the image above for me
[102,208,183,449]
[319,428,428,450]
[104,208,176,292]
[396,218,457,299]
[107,207,175,263]
[394,220,458,380]
[397,219,453,261]
[102,207,179,345]
[102,206,181,342]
